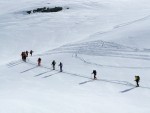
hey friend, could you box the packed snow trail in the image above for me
[74,54,150,69]
[6,56,150,90]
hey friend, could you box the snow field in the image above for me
[0,0,150,113]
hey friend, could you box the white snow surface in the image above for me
[0,0,150,113]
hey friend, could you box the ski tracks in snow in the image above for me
[43,40,150,69]
[113,15,150,29]
[74,54,150,69]
[6,59,150,92]
[87,14,150,40]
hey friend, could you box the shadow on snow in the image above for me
[42,72,60,78]
[34,70,54,77]
[120,87,137,93]
[14,60,150,90]
[20,66,38,73]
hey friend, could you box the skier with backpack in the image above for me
[92,70,97,80]
[30,50,33,56]
[135,75,140,87]
[21,52,27,62]
[21,52,24,60]
[58,62,63,72]
[26,51,29,57]
[51,60,56,70]
[38,58,41,66]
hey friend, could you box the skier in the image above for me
[23,53,27,62]
[21,52,24,60]
[58,62,63,72]
[92,70,97,80]
[21,52,27,62]
[135,76,140,87]
[30,50,33,56]
[38,58,41,66]
[26,51,29,57]
[51,60,56,70]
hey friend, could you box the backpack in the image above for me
[38,58,41,62]
[135,76,140,81]
[93,70,96,75]
[52,61,56,65]
[59,63,63,67]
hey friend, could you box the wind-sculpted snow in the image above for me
[46,40,135,53]
[44,40,150,61]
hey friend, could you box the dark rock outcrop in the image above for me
[26,7,63,14]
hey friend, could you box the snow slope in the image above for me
[86,14,150,49]
[1,51,150,113]
[0,0,150,113]
[1,0,150,64]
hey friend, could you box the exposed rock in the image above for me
[26,7,63,14]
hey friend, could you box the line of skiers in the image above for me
[91,70,140,87]
[37,58,63,72]
[21,50,63,72]
[21,51,140,87]
[21,50,33,62]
